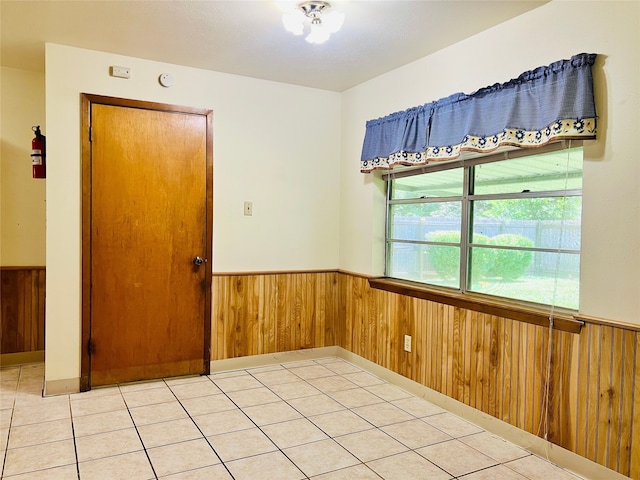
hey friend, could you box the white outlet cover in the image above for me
[159,73,174,87]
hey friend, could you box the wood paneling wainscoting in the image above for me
[0,267,46,358]
[338,273,640,479]
[212,270,640,479]
[212,272,338,360]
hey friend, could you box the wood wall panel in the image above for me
[337,273,640,479]
[0,268,46,354]
[211,272,338,360]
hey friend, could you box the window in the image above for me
[386,145,582,310]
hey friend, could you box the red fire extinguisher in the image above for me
[31,125,46,179]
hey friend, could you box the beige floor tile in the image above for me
[307,376,358,393]
[289,365,335,380]
[71,393,126,417]
[146,438,220,477]
[422,412,484,437]
[262,418,329,449]
[504,455,584,480]
[367,450,453,480]
[352,402,414,427]
[308,409,374,437]
[382,418,452,449]
[282,360,320,369]
[8,417,73,448]
[137,418,202,448]
[246,364,285,374]
[391,396,446,418]
[180,394,236,417]
[416,439,498,477]
[208,369,250,380]
[129,400,187,426]
[15,378,43,392]
[158,463,233,479]
[72,408,135,437]
[192,409,254,436]
[1,407,13,429]
[1,391,16,409]
[329,388,385,409]
[3,439,76,477]
[1,464,78,479]
[78,450,155,480]
[70,385,121,400]
[0,367,21,382]
[269,380,321,400]
[287,394,345,417]
[334,428,408,463]
[18,365,44,379]
[310,464,381,479]
[459,431,529,463]
[13,391,45,406]
[251,369,300,386]
[212,374,263,393]
[225,386,280,407]
[284,438,359,477]
[206,427,277,461]
[226,451,304,480]
[169,381,221,400]
[164,375,210,387]
[11,398,71,426]
[75,427,143,462]
[118,379,166,393]
[242,400,302,426]
[341,371,386,387]
[122,385,176,408]
[365,383,412,401]
[322,361,364,375]
[1,426,8,450]
[459,464,529,480]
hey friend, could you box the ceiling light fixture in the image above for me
[282,1,345,45]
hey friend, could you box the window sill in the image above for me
[368,277,583,334]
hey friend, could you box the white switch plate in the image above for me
[404,334,411,352]
[111,66,131,78]
[244,201,253,216]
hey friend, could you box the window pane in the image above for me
[473,147,582,195]
[391,168,463,199]
[387,242,460,289]
[469,249,579,309]
[471,197,581,250]
[389,202,461,241]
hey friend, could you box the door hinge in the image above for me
[89,127,93,142]
[87,339,95,356]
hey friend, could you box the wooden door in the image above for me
[81,96,213,387]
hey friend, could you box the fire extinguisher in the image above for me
[31,125,46,179]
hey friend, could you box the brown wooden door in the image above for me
[84,98,212,386]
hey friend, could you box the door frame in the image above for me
[80,94,214,391]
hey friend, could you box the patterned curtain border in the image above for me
[361,117,596,172]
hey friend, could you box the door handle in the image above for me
[193,256,204,266]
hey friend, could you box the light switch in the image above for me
[244,201,253,216]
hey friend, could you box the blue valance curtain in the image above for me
[360,53,597,173]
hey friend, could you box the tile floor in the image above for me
[0,357,585,480]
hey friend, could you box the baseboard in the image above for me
[209,346,341,373]
[335,348,628,480]
[0,351,45,366]
[44,377,80,396]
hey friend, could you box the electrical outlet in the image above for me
[110,66,131,79]
[244,201,253,216]
[404,334,411,352]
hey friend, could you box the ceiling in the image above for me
[0,0,547,92]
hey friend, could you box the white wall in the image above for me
[340,1,640,324]
[45,44,341,383]
[0,67,46,266]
